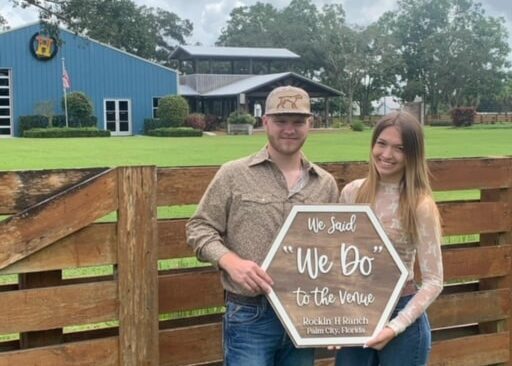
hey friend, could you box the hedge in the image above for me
[147,127,202,137]
[23,127,110,138]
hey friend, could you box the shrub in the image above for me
[19,115,48,132]
[62,92,94,127]
[227,111,255,125]
[23,127,110,138]
[350,120,365,131]
[156,95,189,127]
[450,107,476,127]
[147,127,202,137]
[185,113,206,130]
[144,118,167,134]
[204,114,221,131]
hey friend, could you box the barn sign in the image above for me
[261,205,409,347]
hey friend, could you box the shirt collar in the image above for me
[248,146,321,176]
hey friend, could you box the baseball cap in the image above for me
[265,86,312,116]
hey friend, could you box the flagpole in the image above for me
[62,57,69,128]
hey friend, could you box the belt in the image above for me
[225,291,267,306]
[401,280,417,297]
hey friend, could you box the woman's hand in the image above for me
[364,327,396,350]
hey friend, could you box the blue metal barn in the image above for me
[0,23,178,136]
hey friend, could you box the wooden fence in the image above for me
[425,113,512,124]
[0,157,511,365]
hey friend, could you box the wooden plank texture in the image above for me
[430,332,510,366]
[156,158,512,206]
[0,223,117,275]
[0,169,118,270]
[428,157,512,191]
[0,219,191,275]
[428,289,510,329]
[0,281,117,334]
[0,337,119,366]
[159,324,222,366]
[117,166,159,366]
[158,219,194,259]
[159,269,223,313]
[157,167,218,206]
[442,245,512,281]
[0,168,109,214]
[438,201,511,235]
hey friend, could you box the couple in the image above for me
[186,86,443,366]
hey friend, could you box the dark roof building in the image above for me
[170,46,342,123]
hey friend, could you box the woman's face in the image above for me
[372,126,405,183]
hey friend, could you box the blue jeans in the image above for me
[223,296,314,366]
[335,295,431,366]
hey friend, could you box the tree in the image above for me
[217,0,323,76]
[217,3,279,47]
[384,0,510,113]
[8,0,192,66]
[34,101,55,127]
[0,13,8,31]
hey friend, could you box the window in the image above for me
[152,97,161,118]
[0,69,11,136]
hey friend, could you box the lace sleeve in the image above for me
[387,197,444,335]
[339,179,364,204]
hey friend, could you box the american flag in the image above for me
[62,67,71,89]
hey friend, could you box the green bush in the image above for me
[23,127,110,138]
[19,115,48,132]
[350,120,365,131]
[450,107,476,127]
[144,118,168,134]
[204,114,221,131]
[62,92,94,127]
[156,95,189,127]
[185,113,206,130]
[227,111,255,125]
[147,127,202,137]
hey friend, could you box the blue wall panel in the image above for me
[0,23,178,135]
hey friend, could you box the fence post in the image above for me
[117,166,159,366]
[479,159,512,365]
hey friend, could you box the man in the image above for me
[186,86,339,365]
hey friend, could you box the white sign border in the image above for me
[262,204,410,347]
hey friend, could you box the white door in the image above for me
[104,99,131,136]
[0,69,12,137]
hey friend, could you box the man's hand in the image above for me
[364,327,396,350]
[218,252,274,294]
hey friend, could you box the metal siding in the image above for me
[0,24,177,135]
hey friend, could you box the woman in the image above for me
[335,111,443,366]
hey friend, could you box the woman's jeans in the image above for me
[223,294,314,366]
[335,295,432,366]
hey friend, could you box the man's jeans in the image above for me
[223,295,314,366]
[335,295,432,366]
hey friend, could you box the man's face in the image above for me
[263,114,311,157]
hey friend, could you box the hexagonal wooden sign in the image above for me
[261,205,408,347]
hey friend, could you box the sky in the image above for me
[2,0,512,47]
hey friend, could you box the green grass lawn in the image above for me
[1,125,511,171]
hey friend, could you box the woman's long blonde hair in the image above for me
[356,111,437,243]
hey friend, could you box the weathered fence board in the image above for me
[0,281,117,334]
[0,337,119,366]
[0,169,117,270]
[428,289,510,328]
[117,167,159,366]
